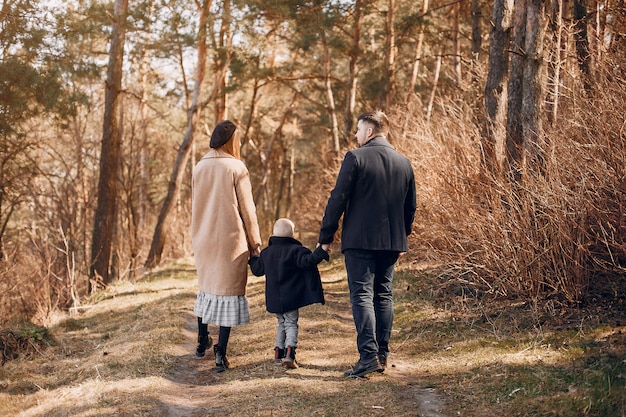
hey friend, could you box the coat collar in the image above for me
[202,148,235,160]
[361,136,393,149]
[268,236,302,246]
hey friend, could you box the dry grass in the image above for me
[0,258,624,416]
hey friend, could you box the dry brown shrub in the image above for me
[392,63,625,304]
[0,228,86,327]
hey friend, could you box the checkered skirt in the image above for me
[194,291,250,327]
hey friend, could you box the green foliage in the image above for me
[0,321,55,364]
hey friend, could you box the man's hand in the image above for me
[318,243,332,253]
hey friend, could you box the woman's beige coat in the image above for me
[191,149,262,296]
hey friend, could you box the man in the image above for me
[318,110,416,378]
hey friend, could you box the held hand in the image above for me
[317,242,332,253]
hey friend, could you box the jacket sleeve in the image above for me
[294,246,330,269]
[235,166,262,250]
[404,169,417,236]
[248,254,265,276]
[318,152,357,244]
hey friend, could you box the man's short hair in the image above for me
[357,110,390,136]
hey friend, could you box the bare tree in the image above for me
[505,0,547,181]
[426,50,442,122]
[521,0,546,170]
[573,0,592,92]
[452,1,462,85]
[546,0,564,125]
[321,30,340,153]
[214,0,232,122]
[380,0,397,110]
[406,0,429,105]
[89,0,128,290]
[144,0,213,269]
[471,0,483,61]
[482,0,514,175]
[505,0,526,182]
[343,0,363,139]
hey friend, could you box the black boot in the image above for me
[214,345,229,373]
[196,318,213,357]
[195,335,213,357]
[273,346,285,364]
[282,346,298,369]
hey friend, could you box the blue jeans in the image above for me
[344,249,399,362]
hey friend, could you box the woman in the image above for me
[191,120,262,373]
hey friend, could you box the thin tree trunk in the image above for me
[254,92,299,203]
[144,0,212,269]
[573,0,592,93]
[426,50,442,122]
[286,145,294,219]
[471,0,482,60]
[344,0,362,140]
[481,0,514,176]
[522,0,546,171]
[241,77,261,156]
[452,1,462,85]
[131,0,155,279]
[274,141,290,220]
[215,0,232,122]
[406,0,429,104]
[505,0,526,183]
[110,94,125,282]
[90,0,128,291]
[380,0,396,110]
[547,0,563,125]
[321,31,340,153]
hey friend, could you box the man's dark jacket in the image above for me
[318,136,417,252]
[248,236,328,314]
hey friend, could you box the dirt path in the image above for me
[156,273,448,417]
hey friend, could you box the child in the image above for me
[249,218,329,368]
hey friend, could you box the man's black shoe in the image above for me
[377,353,388,372]
[344,357,382,378]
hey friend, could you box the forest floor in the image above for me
[0,257,625,416]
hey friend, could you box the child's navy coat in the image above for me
[249,236,328,313]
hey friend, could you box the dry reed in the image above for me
[394,61,625,304]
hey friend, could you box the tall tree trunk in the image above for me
[144,0,212,269]
[89,0,128,291]
[482,0,514,176]
[380,0,396,109]
[505,0,526,183]
[254,92,299,203]
[274,139,291,220]
[471,0,482,60]
[344,0,363,140]
[426,50,442,122]
[546,0,563,125]
[452,1,462,85]
[573,0,592,92]
[215,0,232,122]
[522,0,546,170]
[321,31,340,153]
[286,144,295,218]
[131,0,155,279]
[406,0,429,104]
[241,76,261,156]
